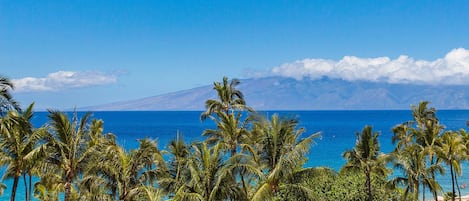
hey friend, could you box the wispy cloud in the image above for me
[260,48,469,85]
[12,71,118,92]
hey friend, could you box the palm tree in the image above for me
[200,76,251,120]
[158,132,191,197]
[250,114,321,200]
[41,110,107,201]
[391,144,426,201]
[172,142,231,201]
[438,131,466,201]
[342,126,389,201]
[0,75,20,113]
[458,129,469,155]
[85,138,163,200]
[203,111,250,157]
[391,102,444,201]
[0,103,44,201]
[200,77,255,200]
[392,121,415,151]
[412,101,444,201]
[391,141,443,201]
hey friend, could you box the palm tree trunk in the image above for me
[64,168,75,201]
[23,174,28,201]
[451,163,456,201]
[416,181,420,201]
[431,157,438,201]
[433,175,439,201]
[10,175,19,201]
[28,174,32,201]
[455,173,462,201]
[366,170,372,201]
[64,172,73,201]
[64,181,71,201]
[423,183,425,201]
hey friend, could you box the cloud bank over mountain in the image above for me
[268,48,469,85]
[12,71,118,92]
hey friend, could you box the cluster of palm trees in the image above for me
[0,76,321,200]
[389,101,469,201]
[2,75,469,201]
[342,101,469,201]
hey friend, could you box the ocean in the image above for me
[2,110,469,200]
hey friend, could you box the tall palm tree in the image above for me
[200,76,251,120]
[0,75,20,113]
[412,101,444,201]
[342,126,389,201]
[201,77,255,200]
[0,103,44,201]
[250,114,321,200]
[41,110,106,201]
[391,136,443,201]
[391,102,444,201]
[438,131,466,201]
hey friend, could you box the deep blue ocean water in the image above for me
[2,110,469,200]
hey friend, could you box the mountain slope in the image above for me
[82,77,469,111]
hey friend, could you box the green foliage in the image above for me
[2,77,469,201]
[0,75,21,114]
[329,169,398,201]
[343,126,390,201]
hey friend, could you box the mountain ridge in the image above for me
[81,77,469,111]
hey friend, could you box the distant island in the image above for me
[82,76,469,111]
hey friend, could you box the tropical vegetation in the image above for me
[1,75,469,200]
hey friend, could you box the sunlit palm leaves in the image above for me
[158,133,191,198]
[438,131,467,201]
[250,114,320,200]
[201,76,251,121]
[0,103,45,201]
[85,138,163,201]
[391,101,444,201]
[172,142,230,201]
[40,111,111,201]
[343,126,389,201]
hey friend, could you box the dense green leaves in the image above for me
[2,77,469,201]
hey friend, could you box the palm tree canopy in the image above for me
[343,126,389,167]
[201,76,251,120]
[250,114,321,200]
[0,75,21,113]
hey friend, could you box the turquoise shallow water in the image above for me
[2,110,469,200]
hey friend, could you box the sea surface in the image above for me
[2,110,469,200]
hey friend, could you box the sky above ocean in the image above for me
[1,0,469,110]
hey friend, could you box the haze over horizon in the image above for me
[2,1,469,110]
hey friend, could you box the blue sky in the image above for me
[1,0,469,110]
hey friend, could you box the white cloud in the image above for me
[12,71,118,92]
[269,48,469,85]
